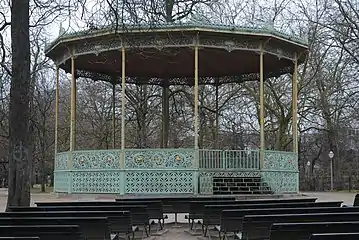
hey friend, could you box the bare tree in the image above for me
[7,0,31,207]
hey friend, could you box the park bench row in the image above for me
[3,194,359,240]
[0,195,237,240]
[199,194,359,239]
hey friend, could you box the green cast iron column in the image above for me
[120,43,126,195]
[194,38,199,195]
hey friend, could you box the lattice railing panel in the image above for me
[72,171,121,193]
[54,172,69,192]
[124,149,194,169]
[125,171,194,193]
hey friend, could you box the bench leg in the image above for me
[146,224,150,236]
[203,225,208,236]
[159,218,163,230]
[222,232,229,240]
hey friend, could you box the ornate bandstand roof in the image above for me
[45,23,309,86]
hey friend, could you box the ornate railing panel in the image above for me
[55,152,69,170]
[53,149,299,194]
[261,151,298,193]
[53,172,69,192]
[124,149,194,169]
[72,171,121,193]
[72,150,121,169]
[125,170,194,194]
[199,149,259,169]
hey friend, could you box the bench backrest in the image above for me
[0,217,110,240]
[218,207,359,236]
[8,205,148,226]
[0,238,40,240]
[0,225,83,240]
[113,200,163,219]
[203,202,342,226]
[310,232,359,240]
[243,212,359,240]
[0,211,131,234]
[353,193,359,206]
[270,221,359,240]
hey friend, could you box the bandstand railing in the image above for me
[199,149,260,169]
[54,149,298,195]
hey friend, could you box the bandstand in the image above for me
[45,23,308,195]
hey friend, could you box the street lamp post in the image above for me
[328,151,334,191]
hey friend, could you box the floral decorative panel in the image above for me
[124,149,194,169]
[263,151,298,171]
[55,152,69,170]
[72,150,121,170]
[125,170,194,193]
[261,170,298,193]
[72,171,121,193]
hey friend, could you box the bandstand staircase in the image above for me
[212,176,273,195]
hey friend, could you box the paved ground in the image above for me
[0,189,356,239]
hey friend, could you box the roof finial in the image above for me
[59,22,66,36]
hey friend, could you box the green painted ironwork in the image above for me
[261,150,298,193]
[72,171,121,193]
[55,152,69,170]
[53,172,70,192]
[125,170,194,194]
[199,149,259,169]
[124,148,193,169]
[72,150,121,170]
[46,22,307,53]
[53,149,299,194]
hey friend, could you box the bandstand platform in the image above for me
[45,23,308,195]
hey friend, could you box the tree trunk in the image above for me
[7,0,31,208]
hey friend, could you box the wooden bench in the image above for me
[115,196,237,224]
[0,217,110,240]
[186,198,320,231]
[217,207,359,239]
[8,205,150,236]
[310,232,359,240]
[243,212,359,240]
[0,225,83,240]
[0,211,135,239]
[0,238,40,240]
[353,193,359,206]
[270,221,359,240]
[202,201,342,236]
[38,200,165,231]
[187,200,237,229]
[115,200,164,230]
